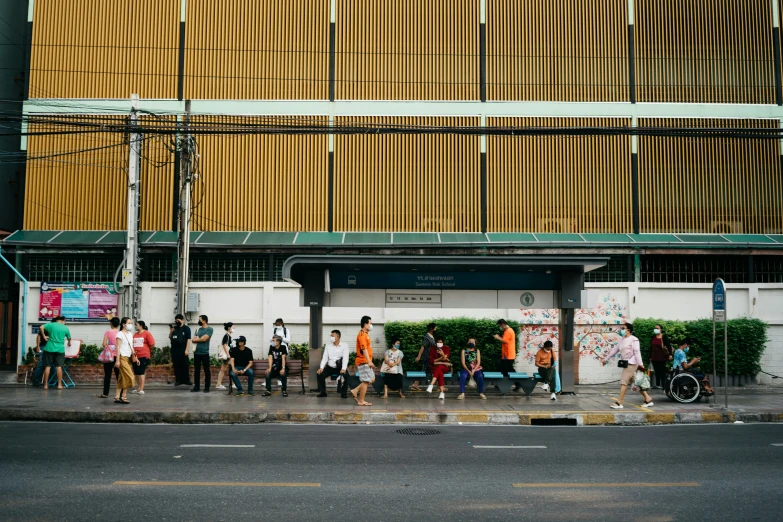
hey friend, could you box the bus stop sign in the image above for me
[713,279,726,322]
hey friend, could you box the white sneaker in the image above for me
[643,402,654,408]
[216,385,227,390]
[277,380,282,386]
[610,403,624,409]
[542,384,550,392]
[551,393,557,401]
[130,389,139,394]
[138,390,145,395]
[457,393,465,400]
[438,392,445,400]
[426,385,433,394]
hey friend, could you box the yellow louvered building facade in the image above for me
[22,0,783,235]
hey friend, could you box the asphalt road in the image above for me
[1,422,782,522]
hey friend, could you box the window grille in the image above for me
[641,255,747,284]
[754,256,783,283]
[25,255,123,282]
[584,255,631,283]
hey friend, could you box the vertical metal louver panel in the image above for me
[487,117,633,233]
[185,0,329,100]
[189,116,328,232]
[24,116,128,230]
[334,117,480,232]
[335,0,480,100]
[29,0,179,99]
[638,119,782,234]
[635,0,775,103]
[487,0,629,101]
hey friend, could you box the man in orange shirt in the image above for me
[494,319,521,391]
[351,315,376,406]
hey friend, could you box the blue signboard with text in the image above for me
[713,278,726,311]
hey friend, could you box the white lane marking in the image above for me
[473,446,546,449]
[180,444,255,448]
[772,444,783,446]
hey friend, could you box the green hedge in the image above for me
[634,318,767,375]
[384,318,520,373]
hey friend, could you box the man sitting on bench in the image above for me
[535,341,558,401]
[316,329,348,398]
[265,335,288,397]
[229,336,255,396]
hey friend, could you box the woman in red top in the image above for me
[426,337,452,400]
[649,323,672,389]
[132,320,156,395]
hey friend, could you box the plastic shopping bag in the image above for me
[633,370,651,389]
[554,361,561,393]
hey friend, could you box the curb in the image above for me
[1,408,782,425]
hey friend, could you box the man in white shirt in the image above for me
[316,329,349,398]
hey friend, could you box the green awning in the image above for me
[4,230,783,249]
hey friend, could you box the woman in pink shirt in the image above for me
[99,317,120,398]
[132,320,156,395]
[601,323,654,410]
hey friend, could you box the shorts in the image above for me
[133,357,150,375]
[42,351,65,368]
[357,364,375,383]
[620,364,639,386]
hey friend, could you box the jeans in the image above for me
[33,352,46,386]
[230,367,255,393]
[317,366,347,395]
[459,370,485,393]
[500,359,520,387]
[103,362,119,396]
[193,353,211,390]
[265,367,287,391]
[171,347,191,385]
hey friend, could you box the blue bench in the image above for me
[483,371,539,397]
[404,370,453,391]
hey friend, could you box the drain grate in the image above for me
[395,428,441,436]
[530,418,578,426]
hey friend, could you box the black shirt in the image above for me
[170,325,192,350]
[268,345,288,369]
[230,347,254,369]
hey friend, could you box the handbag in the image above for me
[617,360,629,368]
[98,344,116,363]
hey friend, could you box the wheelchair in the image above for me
[664,369,714,404]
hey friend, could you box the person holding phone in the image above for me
[672,339,715,395]
[426,337,451,400]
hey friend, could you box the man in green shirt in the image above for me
[42,316,71,390]
[191,314,214,393]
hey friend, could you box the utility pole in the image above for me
[176,100,192,316]
[122,94,142,318]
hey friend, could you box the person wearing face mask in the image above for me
[265,335,289,397]
[672,339,715,395]
[426,337,451,399]
[131,320,155,395]
[350,315,375,406]
[114,317,137,404]
[191,315,214,393]
[316,329,349,398]
[169,314,192,387]
[410,322,437,391]
[535,340,558,401]
[494,319,522,392]
[649,324,673,389]
[381,339,405,399]
[216,322,235,391]
[601,323,654,409]
[458,338,486,400]
[270,318,290,386]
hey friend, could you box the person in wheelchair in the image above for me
[672,340,715,396]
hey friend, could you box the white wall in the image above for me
[19,281,783,386]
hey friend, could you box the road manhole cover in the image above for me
[395,428,441,436]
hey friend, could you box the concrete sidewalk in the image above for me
[1,383,782,426]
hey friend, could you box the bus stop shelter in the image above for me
[282,255,609,392]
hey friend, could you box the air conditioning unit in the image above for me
[710,220,743,234]
[536,218,574,234]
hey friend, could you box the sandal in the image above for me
[399,393,406,399]
[381,394,388,399]
[114,398,122,403]
[120,397,130,404]
[409,385,420,391]
[358,401,373,406]
[350,389,359,403]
